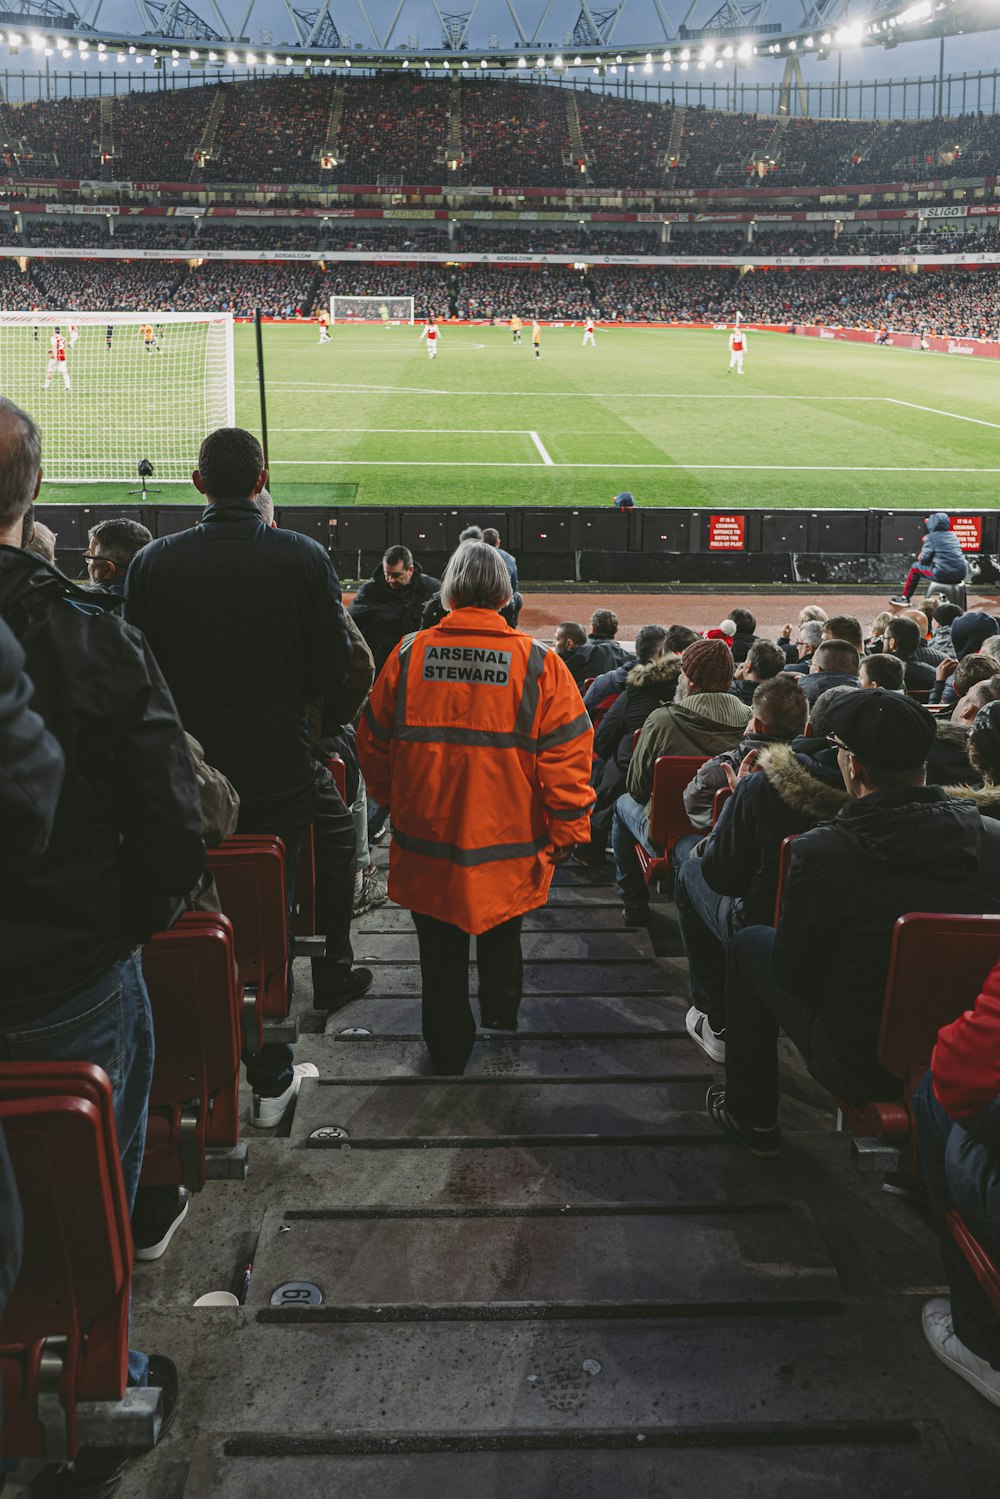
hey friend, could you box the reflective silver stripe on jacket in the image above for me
[392,829,551,866]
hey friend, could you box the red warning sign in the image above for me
[950,515,982,552]
[709,514,746,551]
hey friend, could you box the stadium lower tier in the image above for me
[4,260,1000,338]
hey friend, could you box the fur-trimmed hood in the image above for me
[626,654,682,690]
[755,741,849,821]
[942,782,1000,819]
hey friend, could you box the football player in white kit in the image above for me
[69,324,79,348]
[43,329,71,391]
[582,315,596,348]
[728,322,747,375]
[419,320,440,359]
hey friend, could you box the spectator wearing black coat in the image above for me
[682,674,809,833]
[349,546,441,674]
[584,623,667,714]
[555,621,622,693]
[588,609,633,667]
[709,691,1000,1157]
[728,607,758,665]
[0,396,204,1424]
[731,639,786,707]
[798,640,862,705]
[127,426,361,1122]
[884,617,937,692]
[0,612,64,862]
[782,619,823,674]
[676,707,847,1059]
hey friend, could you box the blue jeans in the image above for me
[913,1070,1000,1367]
[0,952,153,1386]
[611,793,659,905]
[674,853,737,1032]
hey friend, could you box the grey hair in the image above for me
[981,635,1000,663]
[799,620,824,649]
[458,525,483,543]
[809,683,861,739]
[0,398,41,531]
[440,541,513,612]
[255,487,275,525]
[799,605,828,625]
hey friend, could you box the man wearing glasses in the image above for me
[707,689,1000,1158]
[349,545,440,676]
[83,517,152,600]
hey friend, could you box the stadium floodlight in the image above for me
[574,54,582,63]
[821,31,831,41]
[30,33,43,47]
[462,58,468,66]
[662,60,670,69]
[285,55,293,64]
[401,57,409,65]
[208,49,218,59]
[226,49,237,61]
[266,52,275,62]
[55,36,67,47]
[480,57,488,65]
[517,55,526,65]
[614,52,622,61]
[722,44,733,57]
[662,49,670,59]
[554,54,563,65]
[679,46,689,59]
[190,48,198,59]
[0,312,235,485]
[836,22,863,43]
[246,50,256,62]
[643,60,652,71]
[117,52,125,61]
[536,55,545,65]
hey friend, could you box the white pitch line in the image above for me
[272,460,1000,472]
[237,383,888,400]
[271,426,540,434]
[529,431,554,466]
[886,398,1000,431]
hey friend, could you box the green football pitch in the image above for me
[38,321,1000,510]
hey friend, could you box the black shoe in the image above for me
[621,904,649,928]
[28,1357,179,1499]
[572,845,607,867]
[706,1084,782,1158]
[313,966,374,1013]
[133,1187,190,1262]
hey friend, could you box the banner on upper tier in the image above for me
[4,248,1000,268]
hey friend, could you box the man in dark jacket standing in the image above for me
[127,426,361,1125]
[349,545,440,674]
[0,397,204,1437]
[708,691,1000,1157]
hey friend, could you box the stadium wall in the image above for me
[37,502,996,587]
[793,325,1000,359]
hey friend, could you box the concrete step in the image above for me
[355,905,629,933]
[294,1037,712,1082]
[246,1199,840,1315]
[292,1074,726,1145]
[182,1423,971,1499]
[551,864,616,886]
[324,993,689,1038]
[350,961,675,997]
[351,931,656,963]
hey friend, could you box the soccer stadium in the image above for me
[4,0,1000,1493]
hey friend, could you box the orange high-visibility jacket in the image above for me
[357,607,595,935]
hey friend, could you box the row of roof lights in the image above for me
[4,6,946,66]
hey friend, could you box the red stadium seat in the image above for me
[633,755,708,894]
[773,834,798,925]
[207,835,289,1028]
[292,828,317,940]
[325,751,347,804]
[712,786,732,826]
[841,914,1000,1171]
[0,1064,152,1460]
[589,693,620,734]
[582,677,597,691]
[140,913,243,1187]
[948,1210,1000,1318]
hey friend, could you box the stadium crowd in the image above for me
[23,220,109,248]
[333,76,450,185]
[169,260,315,317]
[29,258,180,311]
[2,456,1000,1499]
[202,77,336,183]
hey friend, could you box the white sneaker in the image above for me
[922,1297,1000,1406]
[685,1005,726,1063]
[251,1062,319,1129]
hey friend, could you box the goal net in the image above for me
[0,310,234,483]
[331,296,415,325]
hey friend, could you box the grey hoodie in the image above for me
[627,690,752,816]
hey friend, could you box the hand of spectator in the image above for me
[936,657,959,682]
[548,843,578,865]
[780,624,792,640]
[734,662,747,680]
[724,749,760,789]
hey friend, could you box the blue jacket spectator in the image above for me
[920,512,969,584]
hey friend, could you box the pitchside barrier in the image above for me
[38,503,996,587]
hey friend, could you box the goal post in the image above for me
[330,295,415,325]
[0,310,235,483]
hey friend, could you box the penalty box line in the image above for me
[273,460,1000,473]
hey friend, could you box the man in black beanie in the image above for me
[708,690,1000,1156]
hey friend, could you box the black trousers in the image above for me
[310,767,357,1003]
[237,814,307,1096]
[411,912,524,1075]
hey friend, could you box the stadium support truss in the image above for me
[0,310,234,484]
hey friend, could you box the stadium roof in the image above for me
[0,0,994,72]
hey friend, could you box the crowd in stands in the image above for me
[203,78,336,183]
[460,80,574,187]
[576,90,677,187]
[7,83,1000,193]
[23,219,108,248]
[194,221,322,250]
[30,258,179,311]
[324,225,444,252]
[452,223,662,255]
[110,221,194,248]
[334,76,450,185]
[170,261,314,317]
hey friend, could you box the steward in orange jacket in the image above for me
[357,607,595,936]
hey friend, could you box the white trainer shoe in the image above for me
[685,1005,726,1063]
[251,1062,319,1129]
[922,1297,1000,1406]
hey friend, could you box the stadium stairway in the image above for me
[100,846,1000,1498]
